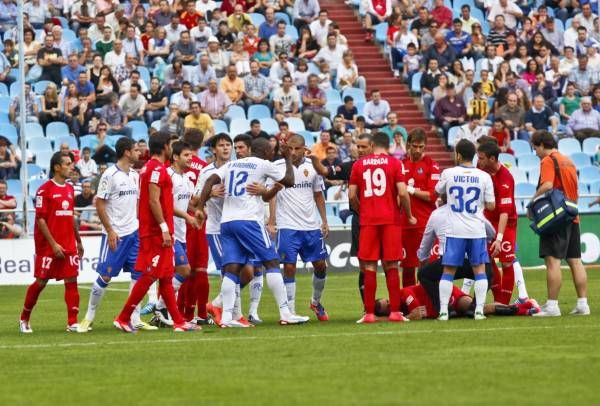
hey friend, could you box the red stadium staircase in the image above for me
[323,0,454,168]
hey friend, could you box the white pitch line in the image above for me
[1,324,598,350]
[78,286,130,292]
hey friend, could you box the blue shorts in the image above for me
[97,231,140,278]
[442,237,489,267]
[277,229,328,264]
[207,234,224,272]
[174,240,189,267]
[220,220,278,266]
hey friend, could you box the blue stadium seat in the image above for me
[275,12,290,25]
[28,178,45,199]
[9,82,20,97]
[448,126,459,147]
[150,120,162,131]
[579,182,589,194]
[515,182,536,211]
[258,118,279,135]
[55,16,69,29]
[248,104,271,120]
[527,166,540,184]
[250,13,266,27]
[0,112,7,123]
[26,164,44,180]
[213,119,228,134]
[342,87,366,103]
[79,135,100,150]
[579,197,600,214]
[374,23,388,44]
[224,105,246,124]
[33,80,53,95]
[46,122,71,145]
[105,135,124,150]
[0,83,7,96]
[509,168,528,184]
[27,135,51,152]
[6,179,21,196]
[0,122,18,140]
[517,154,539,171]
[54,135,78,152]
[297,131,315,147]
[326,101,342,116]
[571,152,592,168]
[285,25,299,42]
[0,95,10,112]
[511,139,531,157]
[62,29,77,42]
[325,88,342,104]
[35,149,54,172]
[558,138,581,155]
[230,118,251,135]
[589,180,600,195]
[470,8,485,25]
[582,137,600,157]
[411,72,422,94]
[127,121,149,141]
[499,153,517,168]
[284,117,305,132]
[137,66,152,89]
[24,122,45,139]
[579,167,600,184]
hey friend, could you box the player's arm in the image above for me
[417,216,437,264]
[277,154,295,187]
[307,152,329,177]
[95,197,119,251]
[37,218,65,259]
[483,175,496,211]
[196,173,222,219]
[247,182,283,202]
[348,184,359,212]
[267,197,277,237]
[397,181,416,224]
[73,216,84,258]
[314,191,329,238]
[174,206,200,229]
[148,182,171,247]
[412,164,441,202]
[533,158,554,198]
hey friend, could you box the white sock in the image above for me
[461,278,474,294]
[474,275,488,314]
[172,274,184,300]
[85,278,108,322]
[221,274,238,324]
[284,278,296,315]
[147,281,158,304]
[312,273,326,305]
[156,297,166,311]
[512,261,529,299]
[266,270,292,319]
[577,298,588,307]
[546,299,559,309]
[212,293,223,308]
[248,272,263,318]
[233,284,242,320]
[130,279,142,326]
[439,274,454,316]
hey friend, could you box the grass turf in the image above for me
[0,269,599,405]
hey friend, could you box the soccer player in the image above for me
[476,141,529,304]
[401,128,440,287]
[348,132,416,324]
[264,135,330,320]
[434,139,495,321]
[78,139,157,332]
[197,137,309,327]
[20,152,84,333]
[114,131,199,332]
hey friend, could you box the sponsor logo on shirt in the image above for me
[500,197,512,204]
[150,170,161,183]
[36,196,43,208]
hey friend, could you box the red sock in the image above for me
[158,277,185,325]
[118,274,154,323]
[500,264,515,305]
[64,281,79,325]
[363,270,377,314]
[402,267,416,287]
[385,269,401,312]
[177,279,189,315]
[195,271,209,319]
[21,281,46,321]
[184,273,197,320]
[491,260,502,302]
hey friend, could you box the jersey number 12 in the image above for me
[363,168,387,197]
[228,170,249,197]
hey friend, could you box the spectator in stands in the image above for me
[75,180,103,233]
[37,33,65,85]
[321,145,343,190]
[9,83,38,126]
[432,73,448,103]
[363,89,391,129]
[95,65,120,107]
[270,20,295,56]
[560,82,582,124]
[487,0,523,31]
[208,9,227,34]
[170,80,198,113]
[220,64,245,106]
[173,30,198,65]
[336,50,366,91]
[254,38,275,77]
[275,121,294,144]
[337,95,357,129]
[120,70,149,96]
[311,130,334,161]
[292,0,320,31]
[199,78,232,119]
[269,51,295,86]
[89,15,109,43]
[456,114,487,145]
[296,26,320,60]
[114,53,139,84]
[165,14,187,44]
[525,95,559,140]
[61,53,87,84]
[420,58,441,119]
[184,101,214,139]
[228,4,252,34]
[119,83,147,122]
[259,7,278,40]
[231,39,251,75]
[459,4,480,34]
[39,82,64,129]
[434,83,467,142]
[0,0,18,33]
[587,44,600,70]
[244,60,271,108]
[531,72,557,108]
[446,18,472,60]
[146,27,171,66]
[190,17,212,53]
[381,112,408,143]
[309,9,330,46]
[487,15,510,48]
[207,36,229,77]
[101,93,133,138]
[246,119,270,140]
[389,19,417,78]
[76,147,99,180]
[181,0,203,30]
[566,96,600,141]
[96,26,115,59]
[330,115,346,142]
[574,26,598,57]
[273,74,301,123]
[363,0,392,41]
[0,139,16,180]
[160,103,186,136]
[431,0,453,30]
[75,71,97,105]
[574,2,597,32]
[410,6,432,40]
[191,54,217,93]
[301,74,330,131]
[540,17,564,52]
[196,0,218,18]
[0,179,16,210]
[351,116,370,138]
[123,25,145,65]
[479,44,504,75]
[402,42,421,83]
[164,61,192,96]
[144,77,168,125]
[0,211,22,239]
[488,117,513,154]
[467,82,489,121]
[337,131,354,162]
[104,39,125,71]
[21,28,40,76]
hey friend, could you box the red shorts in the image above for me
[186,223,209,269]
[358,224,403,261]
[135,235,175,279]
[34,253,79,281]
[401,227,424,268]
[492,225,517,263]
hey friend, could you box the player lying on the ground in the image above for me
[372,284,540,320]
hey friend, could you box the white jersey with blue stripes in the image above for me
[168,167,194,243]
[95,164,139,237]
[196,162,225,235]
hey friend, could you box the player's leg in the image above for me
[535,225,570,317]
[141,280,159,315]
[231,264,255,326]
[189,226,210,322]
[155,241,189,325]
[283,263,298,315]
[383,225,407,322]
[64,276,80,331]
[115,272,155,332]
[218,222,248,327]
[247,266,264,324]
[206,233,225,323]
[417,259,444,311]
[357,225,381,323]
[512,260,529,303]
[489,259,503,303]
[156,274,199,331]
[20,277,48,333]
[300,229,329,321]
[401,228,423,287]
[439,237,467,320]
[497,227,518,304]
[468,238,490,320]
[276,229,300,315]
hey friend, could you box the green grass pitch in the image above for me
[1,269,599,405]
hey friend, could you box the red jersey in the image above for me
[180,11,202,30]
[400,285,467,318]
[34,180,76,256]
[401,155,440,229]
[484,164,517,228]
[138,158,174,238]
[186,155,207,189]
[349,153,405,226]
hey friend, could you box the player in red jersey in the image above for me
[20,152,84,333]
[400,128,440,287]
[349,132,416,324]
[476,141,529,304]
[114,131,199,332]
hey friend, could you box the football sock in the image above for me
[195,271,210,319]
[385,268,401,312]
[546,299,559,310]
[439,273,454,316]
[177,279,189,315]
[474,273,488,314]
[494,304,518,316]
[173,273,185,293]
[513,261,529,299]
[64,281,79,326]
[363,270,376,314]
[402,267,416,287]
[311,270,326,305]
[461,278,474,294]
[129,276,142,326]
[147,280,158,304]
[233,283,242,320]
[212,293,223,308]
[21,281,46,321]
[358,271,365,304]
[85,277,109,322]
[183,276,196,321]
[500,264,515,304]
[221,273,238,324]
[284,276,296,315]
[158,277,185,326]
[490,260,502,302]
[248,271,263,318]
[118,274,154,323]
[577,298,588,307]
[266,269,292,318]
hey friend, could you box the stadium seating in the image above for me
[284,117,305,132]
[447,127,459,148]
[224,105,246,125]
[213,119,228,134]
[230,118,251,135]
[33,81,53,95]
[579,167,600,184]
[285,25,299,42]
[250,13,266,27]
[258,118,279,135]
[248,104,271,120]
[570,152,592,169]
[582,137,600,158]
[374,23,388,44]
[24,122,45,139]
[137,66,152,89]
[28,178,45,199]
[79,135,100,150]
[515,183,536,214]
[325,89,342,104]
[590,180,600,195]
[0,83,8,97]
[128,121,149,142]
[517,154,540,173]
[558,138,581,155]
[46,122,71,146]
[54,135,78,152]
[342,88,366,103]
[499,153,517,168]
[6,179,21,196]
[275,12,290,25]
[511,140,532,158]
[0,122,18,141]
[298,131,315,147]
[509,168,528,184]
[26,164,44,180]
[411,72,422,94]
[35,149,54,172]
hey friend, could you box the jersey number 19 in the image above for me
[363,168,387,197]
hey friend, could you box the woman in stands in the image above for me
[296,26,320,60]
[95,66,120,107]
[520,59,542,86]
[470,23,486,61]
[509,44,530,75]
[39,83,64,130]
[494,62,513,90]
[254,38,275,77]
[23,28,40,76]
[592,85,600,113]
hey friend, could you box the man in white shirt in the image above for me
[309,9,331,46]
[273,74,301,122]
[314,33,347,73]
[165,14,187,44]
[104,39,126,71]
[487,0,523,30]
[574,2,598,32]
[269,52,295,87]
[455,115,488,146]
[76,147,98,179]
[362,89,391,129]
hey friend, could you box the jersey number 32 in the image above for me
[448,186,480,214]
